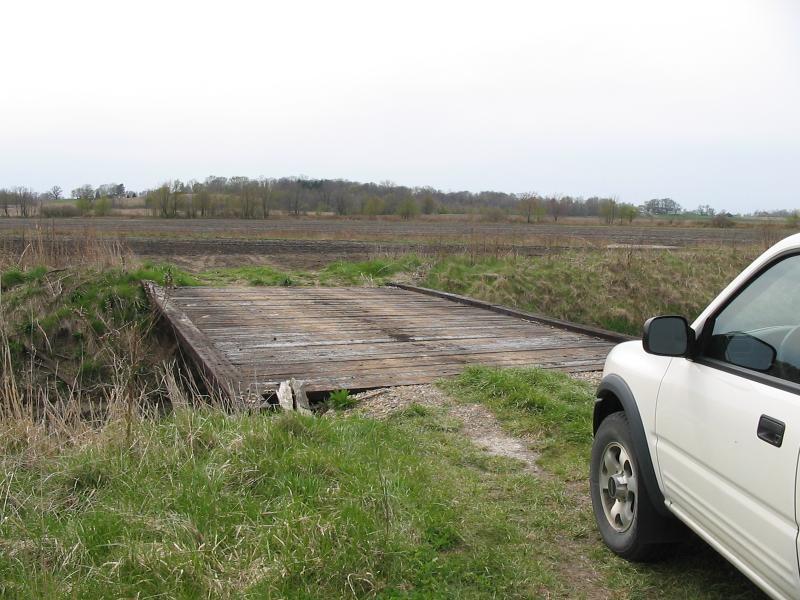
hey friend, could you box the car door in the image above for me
[656,252,800,599]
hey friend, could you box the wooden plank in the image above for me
[221,339,610,365]
[254,359,608,392]
[229,348,611,375]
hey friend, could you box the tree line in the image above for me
[138,176,652,223]
[0,175,708,223]
[0,183,134,218]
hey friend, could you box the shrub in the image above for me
[711,213,734,228]
[40,204,81,218]
[396,198,420,220]
[480,206,507,222]
[76,197,94,215]
[94,197,112,216]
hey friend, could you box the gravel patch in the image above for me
[353,385,541,474]
[569,370,603,388]
[351,371,602,475]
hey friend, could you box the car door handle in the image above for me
[757,415,785,448]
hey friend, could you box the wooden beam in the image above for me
[143,282,242,400]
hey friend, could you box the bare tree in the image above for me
[71,185,94,200]
[12,187,37,217]
[517,192,542,224]
[332,187,350,216]
[47,185,63,201]
[259,178,274,218]
[0,189,11,217]
[548,195,563,222]
[145,184,171,217]
[599,198,617,224]
[196,187,212,217]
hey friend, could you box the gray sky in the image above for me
[2,0,799,212]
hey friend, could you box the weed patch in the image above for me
[328,388,356,410]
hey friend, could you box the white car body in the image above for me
[598,233,800,600]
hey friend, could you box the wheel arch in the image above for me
[594,374,670,517]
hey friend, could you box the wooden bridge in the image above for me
[144,283,628,399]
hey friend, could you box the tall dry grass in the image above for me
[0,227,215,455]
[0,223,130,271]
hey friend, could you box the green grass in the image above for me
[318,256,423,285]
[422,249,759,335]
[1,265,48,290]
[444,367,595,478]
[196,256,423,287]
[0,408,568,598]
[442,367,762,599]
[197,265,303,287]
[0,370,762,598]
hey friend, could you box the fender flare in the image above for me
[594,374,670,517]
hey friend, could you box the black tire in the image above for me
[590,411,675,562]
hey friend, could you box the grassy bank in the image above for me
[0,369,760,598]
[419,248,759,335]
[192,246,761,335]
[197,255,424,287]
[0,263,196,397]
[1,409,509,597]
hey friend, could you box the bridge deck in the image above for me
[145,284,620,397]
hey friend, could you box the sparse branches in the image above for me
[71,185,94,201]
[547,195,564,222]
[517,192,543,224]
[259,178,274,218]
[420,195,437,215]
[47,186,63,201]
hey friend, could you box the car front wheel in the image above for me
[590,411,673,561]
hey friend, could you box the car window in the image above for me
[704,254,800,385]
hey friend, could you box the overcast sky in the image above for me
[1,0,798,212]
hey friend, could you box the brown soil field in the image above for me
[0,216,792,268]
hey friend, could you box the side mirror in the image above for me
[724,333,776,372]
[643,316,694,357]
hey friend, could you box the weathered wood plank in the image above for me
[219,337,609,361]
[228,348,612,380]
[254,359,608,392]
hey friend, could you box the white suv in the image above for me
[591,233,800,600]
